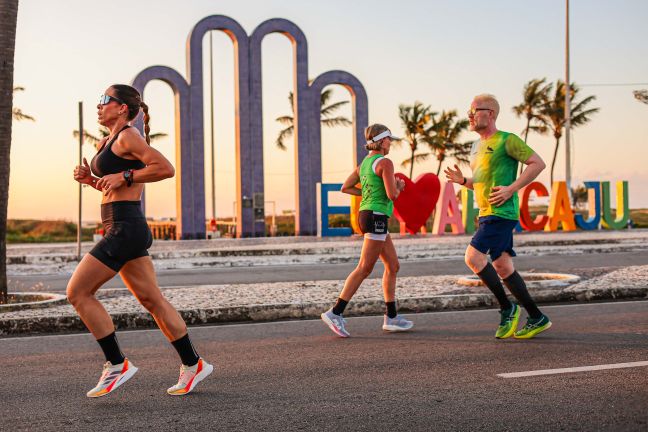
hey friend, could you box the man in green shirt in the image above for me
[444,94,551,339]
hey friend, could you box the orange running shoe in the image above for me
[167,358,213,396]
[86,358,138,398]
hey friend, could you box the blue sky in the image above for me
[10,0,648,221]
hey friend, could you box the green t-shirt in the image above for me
[359,154,394,217]
[470,131,534,220]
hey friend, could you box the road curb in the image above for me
[1,286,646,336]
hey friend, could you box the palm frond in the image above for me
[633,90,648,104]
[275,115,294,126]
[275,126,294,150]
[320,88,333,107]
[72,129,101,145]
[149,132,168,141]
[321,117,352,128]
[321,100,349,117]
[12,108,35,122]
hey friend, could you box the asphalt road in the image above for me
[1,301,646,431]
[9,250,648,292]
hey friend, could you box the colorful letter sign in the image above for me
[520,182,549,231]
[601,181,629,229]
[316,183,352,237]
[574,181,601,230]
[432,182,465,234]
[545,181,577,232]
[317,179,630,237]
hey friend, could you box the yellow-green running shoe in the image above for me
[495,303,520,339]
[514,314,552,339]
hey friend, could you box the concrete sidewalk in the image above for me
[7,229,648,275]
[1,263,647,336]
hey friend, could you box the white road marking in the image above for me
[498,361,648,378]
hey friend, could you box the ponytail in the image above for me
[140,101,150,145]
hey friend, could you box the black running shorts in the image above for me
[89,201,153,272]
[358,210,389,235]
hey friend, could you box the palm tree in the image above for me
[0,0,20,304]
[399,108,471,177]
[428,110,471,175]
[397,102,435,179]
[73,126,167,149]
[512,78,551,174]
[542,80,600,185]
[571,185,589,208]
[633,90,648,105]
[12,86,35,121]
[275,88,352,150]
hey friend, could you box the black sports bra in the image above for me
[90,125,145,177]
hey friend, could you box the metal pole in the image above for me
[209,31,216,223]
[565,0,572,190]
[77,102,83,260]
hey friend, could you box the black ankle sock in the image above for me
[503,271,542,319]
[171,333,200,367]
[332,298,348,316]
[477,263,513,310]
[96,332,126,365]
[385,301,397,319]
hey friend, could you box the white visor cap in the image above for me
[367,129,401,144]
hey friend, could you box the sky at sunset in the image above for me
[9,0,648,222]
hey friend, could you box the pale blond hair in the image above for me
[473,93,500,119]
[364,123,389,151]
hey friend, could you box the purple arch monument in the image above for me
[132,15,368,238]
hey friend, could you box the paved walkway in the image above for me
[2,230,648,335]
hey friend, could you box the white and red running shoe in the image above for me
[86,358,138,398]
[321,308,350,337]
[167,358,214,396]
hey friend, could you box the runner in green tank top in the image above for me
[321,124,413,337]
[444,94,552,339]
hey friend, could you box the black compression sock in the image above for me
[171,333,200,367]
[332,298,348,316]
[503,271,542,319]
[477,263,513,310]
[385,301,397,319]
[96,332,126,365]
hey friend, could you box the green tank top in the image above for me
[359,154,394,217]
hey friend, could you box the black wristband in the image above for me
[460,177,467,185]
[123,169,134,187]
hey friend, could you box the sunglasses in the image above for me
[467,107,492,117]
[99,94,125,106]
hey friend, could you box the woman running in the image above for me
[70,84,212,397]
[321,123,413,337]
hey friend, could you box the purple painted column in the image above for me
[250,19,312,235]
[132,66,191,239]
[308,71,369,199]
[186,15,251,239]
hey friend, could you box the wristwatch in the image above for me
[123,169,134,187]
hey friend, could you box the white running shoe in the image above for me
[86,358,138,398]
[382,315,414,332]
[167,358,214,396]
[321,308,350,338]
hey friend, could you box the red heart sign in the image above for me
[393,173,441,234]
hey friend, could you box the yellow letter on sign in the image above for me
[545,181,576,232]
[350,192,362,235]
